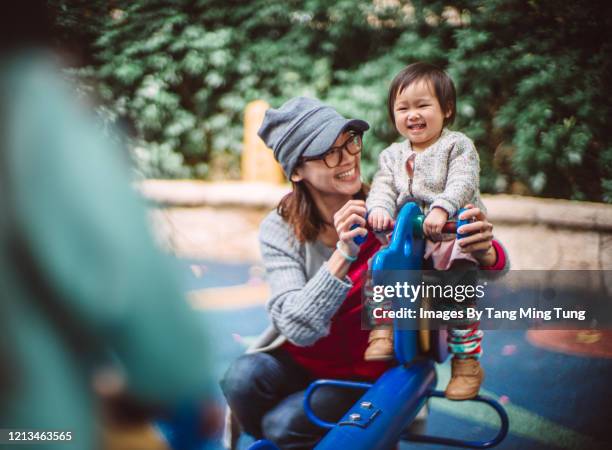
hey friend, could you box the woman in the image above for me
[221,97,507,449]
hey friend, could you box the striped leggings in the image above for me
[448,322,483,359]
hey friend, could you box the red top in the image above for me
[482,240,506,271]
[282,233,393,381]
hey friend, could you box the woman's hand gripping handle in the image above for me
[334,200,368,259]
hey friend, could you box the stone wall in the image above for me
[142,180,612,270]
[484,196,612,270]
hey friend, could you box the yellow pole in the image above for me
[241,100,285,184]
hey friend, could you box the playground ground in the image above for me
[185,258,612,450]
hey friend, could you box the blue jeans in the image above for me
[221,350,364,449]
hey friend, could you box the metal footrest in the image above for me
[401,390,509,448]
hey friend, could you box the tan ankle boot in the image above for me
[445,358,484,400]
[364,328,394,361]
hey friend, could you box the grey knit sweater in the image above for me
[366,128,485,219]
[257,210,352,347]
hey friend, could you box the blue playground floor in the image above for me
[186,260,612,450]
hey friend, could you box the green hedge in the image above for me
[57,0,612,202]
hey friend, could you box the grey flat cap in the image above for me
[257,97,369,176]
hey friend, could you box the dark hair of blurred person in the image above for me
[0,1,53,54]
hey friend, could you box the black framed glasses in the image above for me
[301,132,363,168]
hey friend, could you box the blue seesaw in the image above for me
[249,203,508,450]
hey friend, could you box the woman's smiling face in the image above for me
[291,131,362,197]
[393,79,451,151]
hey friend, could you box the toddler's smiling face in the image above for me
[393,79,451,152]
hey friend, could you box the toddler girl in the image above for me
[364,62,486,400]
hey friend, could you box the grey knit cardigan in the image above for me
[252,210,351,350]
[366,128,485,219]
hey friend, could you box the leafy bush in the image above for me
[55,0,612,202]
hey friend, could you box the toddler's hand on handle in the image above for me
[368,208,393,232]
[334,200,367,259]
[423,207,449,241]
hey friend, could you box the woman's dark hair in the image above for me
[278,181,369,243]
[387,62,456,127]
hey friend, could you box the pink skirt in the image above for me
[424,238,478,270]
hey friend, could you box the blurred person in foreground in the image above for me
[0,3,217,449]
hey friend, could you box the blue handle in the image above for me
[350,223,368,245]
[350,209,370,245]
[456,207,469,239]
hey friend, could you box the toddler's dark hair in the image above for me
[387,62,456,126]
